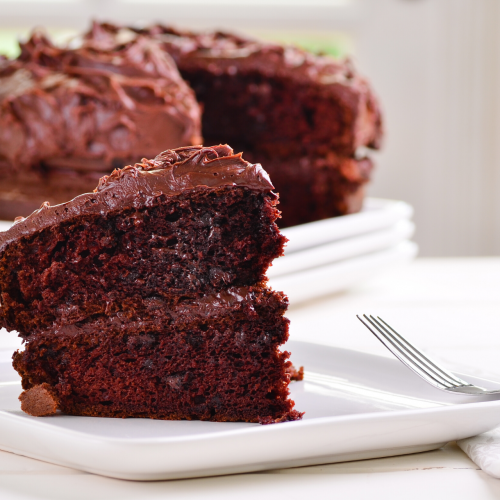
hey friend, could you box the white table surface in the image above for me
[1,257,500,499]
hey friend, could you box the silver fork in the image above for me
[357,314,500,395]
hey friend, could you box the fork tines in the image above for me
[356,314,471,390]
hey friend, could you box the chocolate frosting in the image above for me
[145,27,366,86]
[41,284,281,337]
[0,145,274,253]
[0,26,201,173]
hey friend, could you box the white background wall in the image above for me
[355,0,500,256]
[1,0,499,256]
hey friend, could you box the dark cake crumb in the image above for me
[19,383,59,417]
[287,364,305,382]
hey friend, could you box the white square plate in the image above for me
[1,340,499,481]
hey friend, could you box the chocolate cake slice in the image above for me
[0,145,303,423]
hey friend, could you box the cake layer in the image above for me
[0,29,201,175]
[244,150,373,227]
[0,145,286,336]
[126,24,383,157]
[14,286,302,423]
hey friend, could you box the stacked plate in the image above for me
[268,198,418,305]
[0,198,417,307]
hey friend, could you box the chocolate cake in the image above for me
[0,30,202,220]
[0,144,303,423]
[0,21,383,226]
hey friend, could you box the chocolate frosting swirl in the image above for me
[0,145,274,253]
[0,26,201,173]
